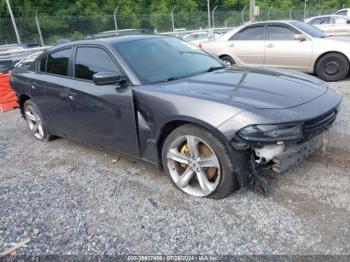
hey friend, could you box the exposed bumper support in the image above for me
[272,133,324,173]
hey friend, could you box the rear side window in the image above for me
[267,25,296,40]
[231,26,264,40]
[74,47,121,81]
[46,48,72,76]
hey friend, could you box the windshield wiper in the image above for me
[207,66,226,72]
[160,67,226,83]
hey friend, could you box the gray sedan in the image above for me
[10,35,342,198]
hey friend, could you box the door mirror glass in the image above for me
[294,34,307,41]
[93,72,126,86]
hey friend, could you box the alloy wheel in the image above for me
[166,135,221,197]
[25,105,45,140]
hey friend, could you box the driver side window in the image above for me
[74,47,121,81]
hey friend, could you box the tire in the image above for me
[161,124,238,199]
[315,53,349,82]
[220,55,235,65]
[23,100,52,141]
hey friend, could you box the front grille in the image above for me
[303,109,337,136]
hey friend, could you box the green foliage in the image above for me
[2,0,350,44]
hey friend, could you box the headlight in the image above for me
[237,124,303,142]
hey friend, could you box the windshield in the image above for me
[291,21,328,38]
[113,37,223,84]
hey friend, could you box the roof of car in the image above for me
[306,14,349,19]
[248,20,299,25]
[47,34,165,52]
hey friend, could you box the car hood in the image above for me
[157,66,328,109]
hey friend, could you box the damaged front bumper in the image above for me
[272,133,325,173]
[252,131,328,174]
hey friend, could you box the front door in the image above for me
[264,24,313,71]
[66,46,139,157]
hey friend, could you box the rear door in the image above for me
[29,48,75,137]
[65,45,139,156]
[227,25,265,66]
[264,24,313,71]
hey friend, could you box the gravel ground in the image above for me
[0,80,350,256]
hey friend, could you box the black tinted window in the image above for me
[39,56,47,72]
[75,47,121,81]
[232,26,264,40]
[46,49,71,76]
[267,26,296,40]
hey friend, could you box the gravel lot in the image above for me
[0,80,350,256]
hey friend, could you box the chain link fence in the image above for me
[0,7,343,46]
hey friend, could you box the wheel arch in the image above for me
[219,54,235,63]
[313,51,350,74]
[18,94,31,117]
[156,117,233,168]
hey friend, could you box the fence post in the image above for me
[212,6,217,30]
[114,5,119,35]
[35,7,44,46]
[319,7,323,15]
[304,0,308,18]
[268,6,272,20]
[171,6,176,32]
[241,6,247,24]
[289,6,294,19]
[5,0,21,44]
[307,6,312,18]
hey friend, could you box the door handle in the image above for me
[266,43,274,48]
[68,92,77,101]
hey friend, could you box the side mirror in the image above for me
[294,34,307,41]
[93,72,126,86]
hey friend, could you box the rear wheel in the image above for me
[220,55,235,65]
[23,100,51,141]
[315,53,349,82]
[162,124,238,199]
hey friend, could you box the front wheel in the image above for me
[162,124,238,199]
[315,53,349,82]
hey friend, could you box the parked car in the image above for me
[0,43,43,73]
[14,52,43,69]
[200,20,350,81]
[183,31,221,45]
[335,8,350,17]
[304,15,350,35]
[10,35,342,199]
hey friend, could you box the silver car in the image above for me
[201,21,350,81]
